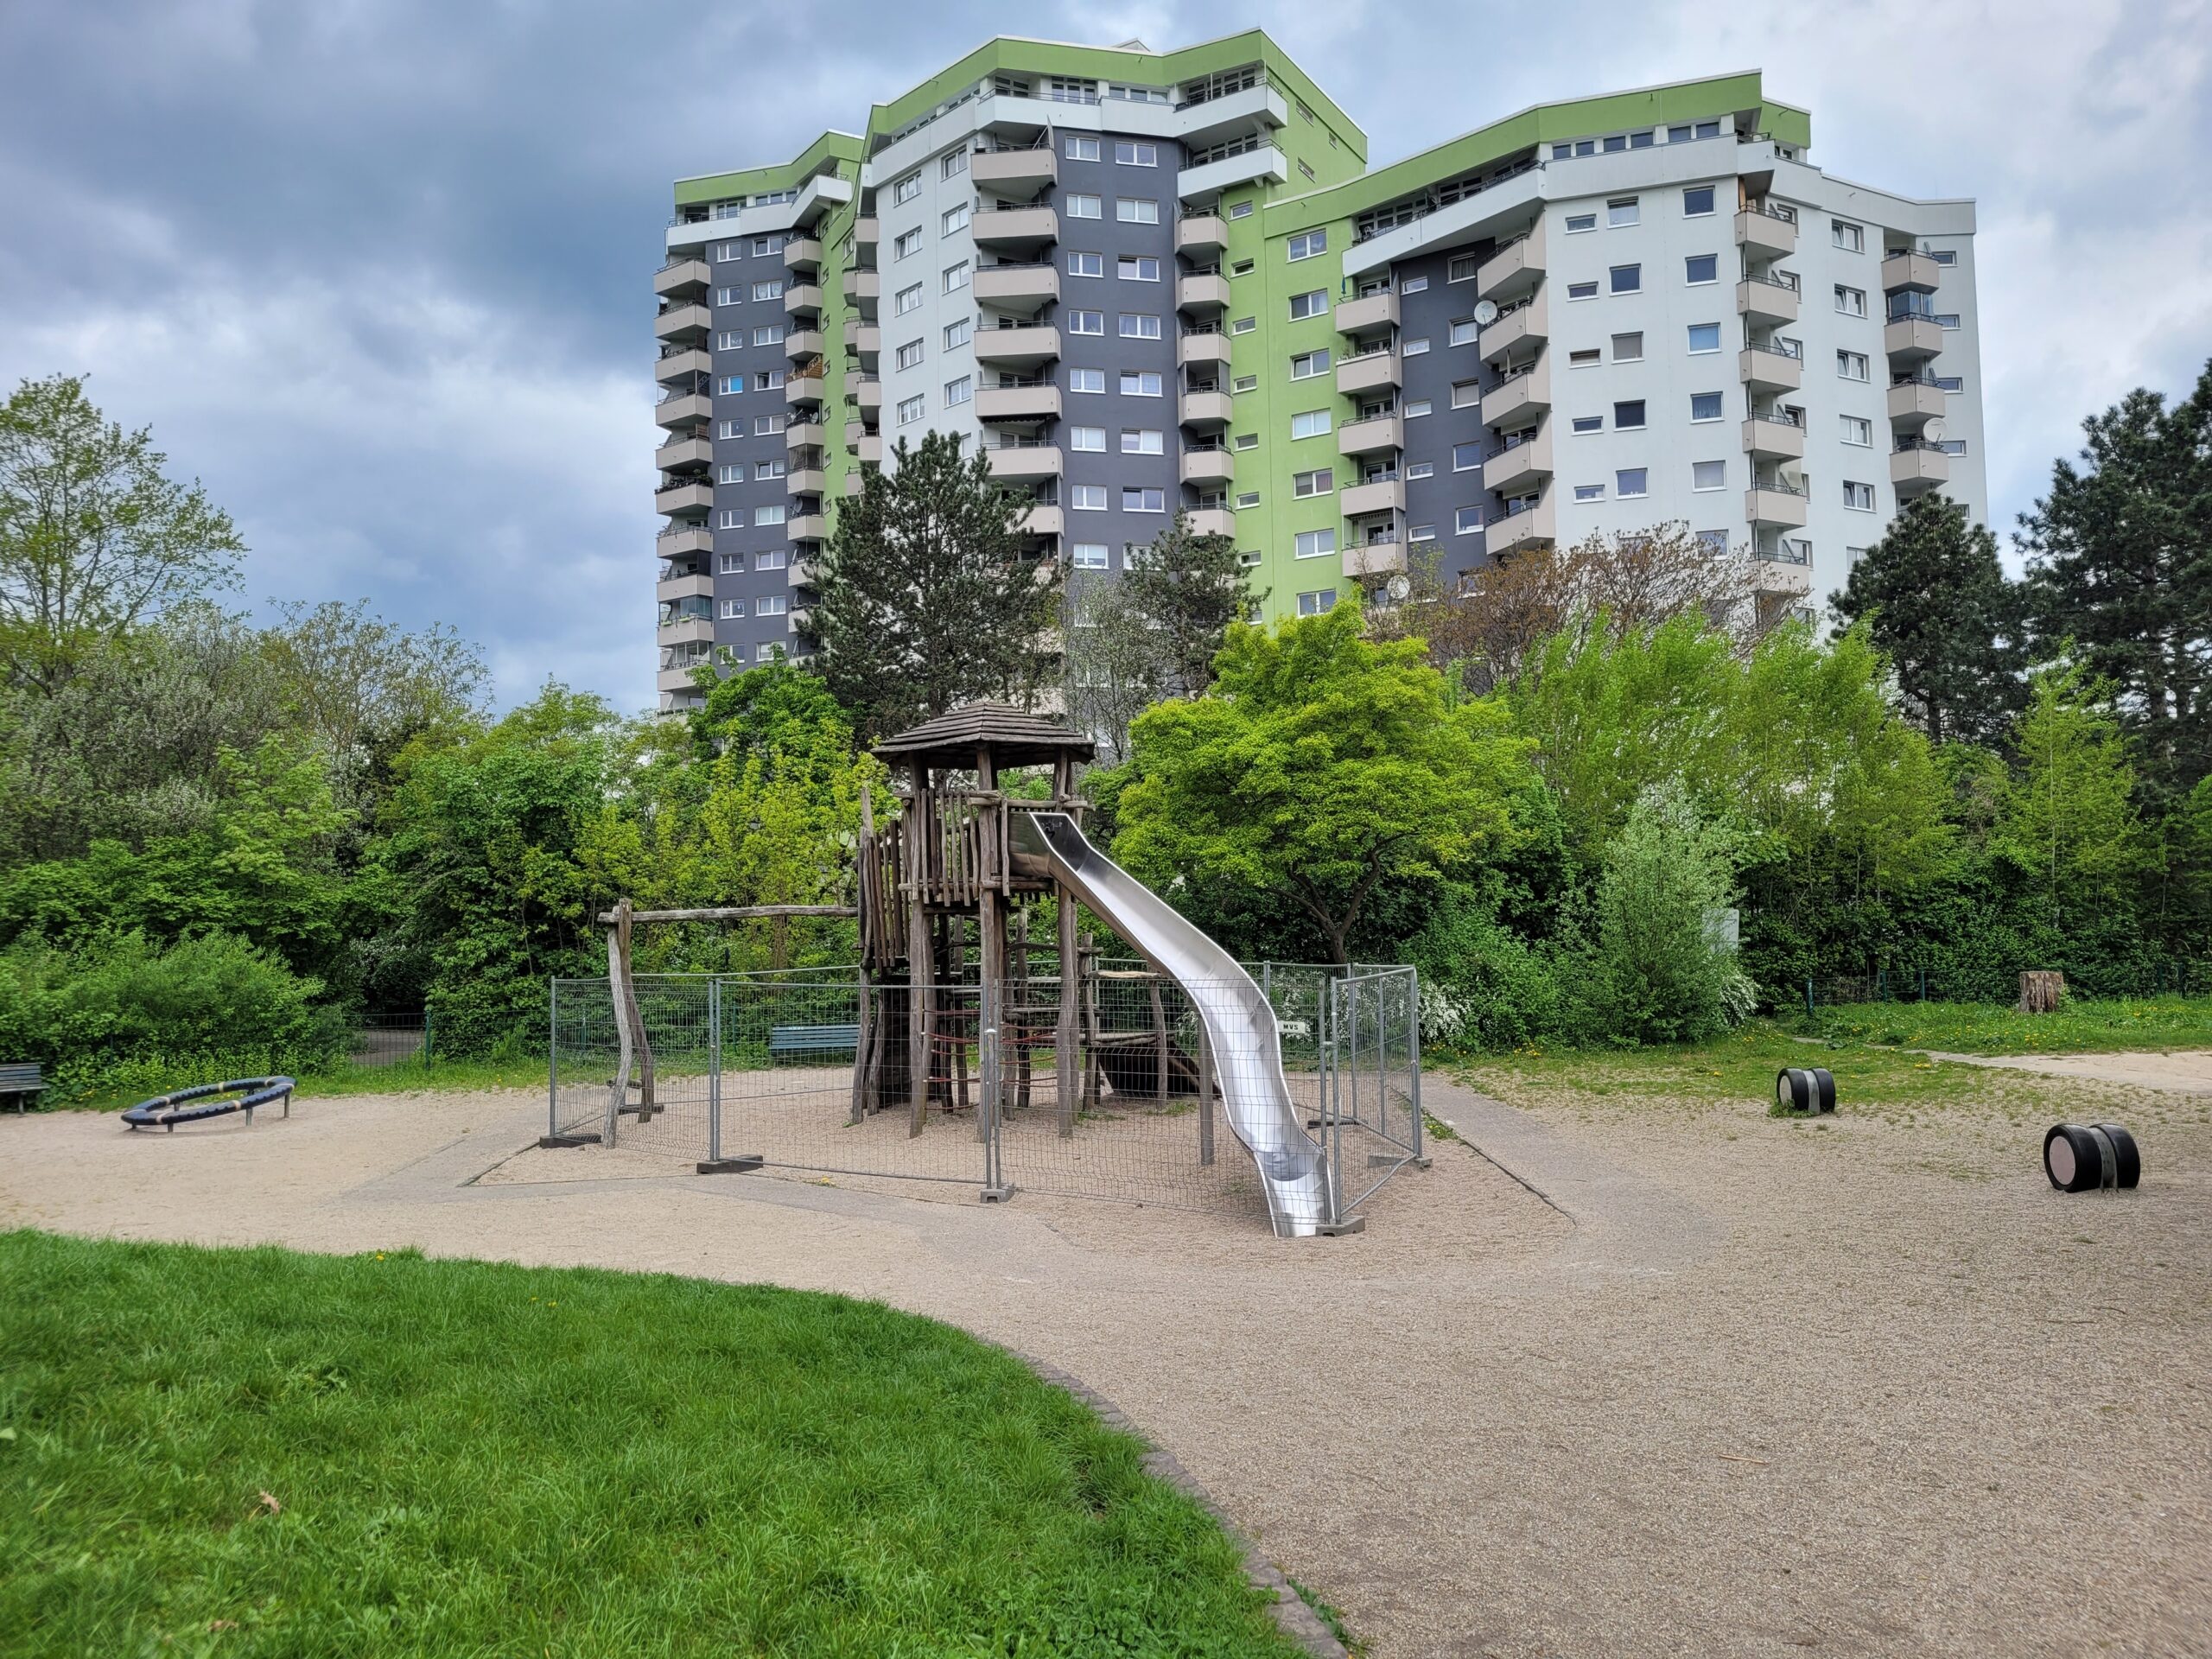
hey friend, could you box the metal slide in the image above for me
[1011,812,1337,1236]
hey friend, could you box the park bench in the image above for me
[2,1063,46,1113]
[767,1024,861,1063]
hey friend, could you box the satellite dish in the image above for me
[1386,574,1412,602]
[1473,299,1499,327]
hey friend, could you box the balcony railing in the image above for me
[1891,370,1945,389]
[1895,436,1948,456]
[1751,479,1808,496]
[1745,200,1799,224]
[1745,269,1801,293]
[1760,540,1812,566]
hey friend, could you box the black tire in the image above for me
[2094,1123,2141,1189]
[1812,1067,1836,1114]
[2044,1123,2101,1192]
[1776,1067,1811,1113]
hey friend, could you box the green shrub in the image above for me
[1404,883,1597,1050]
[1590,780,1750,1044]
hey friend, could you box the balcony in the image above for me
[784,328,824,361]
[970,205,1058,249]
[655,391,713,430]
[1484,427,1553,494]
[788,556,821,589]
[1018,504,1064,537]
[786,467,826,496]
[1742,414,1805,461]
[785,418,826,449]
[976,382,1061,422]
[972,323,1061,367]
[1748,556,1814,598]
[973,263,1059,312]
[1176,143,1288,200]
[1745,484,1809,528]
[784,236,822,273]
[658,664,709,696]
[853,432,882,466]
[654,258,710,300]
[1343,540,1406,579]
[1478,222,1545,301]
[1336,349,1400,397]
[971,145,1058,193]
[1888,376,1946,428]
[785,374,826,409]
[1481,363,1552,426]
[842,268,880,304]
[1176,213,1226,255]
[788,512,827,542]
[655,480,713,517]
[1179,389,1234,428]
[987,442,1063,480]
[1177,271,1231,314]
[1891,440,1950,496]
[1181,447,1235,486]
[1738,273,1800,326]
[1735,202,1798,258]
[1740,345,1802,393]
[1340,476,1404,518]
[654,302,711,345]
[843,320,880,358]
[1481,290,1548,361]
[1485,494,1555,556]
[657,571,714,603]
[853,216,878,250]
[1177,80,1289,148]
[660,615,715,649]
[656,524,713,557]
[783,283,823,318]
[1883,250,1942,293]
[1179,331,1232,369]
[655,434,712,473]
[1336,289,1399,336]
[1885,315,1943,362]
[654,347,711,385]
[851,378,881,413]
[1185,507,1236,537]
[1338,413,1402,456]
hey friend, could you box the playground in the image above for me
[4,1032,2208,1657]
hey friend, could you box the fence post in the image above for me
[545,980,558,1141]
[980,1024,1013,1202]
[1407,969,1425,1165]
[424,1008,434,1071]
[707,976,723,1166]
[1805,977,1815,1016]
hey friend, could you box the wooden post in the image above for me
[1197,1022,1216,1166]
[1052,754,1079,1136]
[1080,934,1102,1118]
[1013,906,1033,1113]
[601,923,632,1146]
[907,764,931,1136]
[976,744,1002,1139]
[850,785,875,1123]
[613,897,654,1116]
[2019,970,2065,1014]
[1149,974,1169,1103]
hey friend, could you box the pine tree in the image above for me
[1831,493,2021,747]
[797,429,1061,739]
[1116,510,1260,696]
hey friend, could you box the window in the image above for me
[719,598,744,620]
[717,509,742,528]
[1612,332,1643,362]
[1616,467,1649,499]
[1405,398,1432,418]
[715,244,739,262]
[1564,213,1597,234]
[1571,414,1603,434]
[1113,141,1158,166]
[895,338,925,371]
[1402,274,1429,293]
[1837,350,1870,382]
[1287,289,1327,320]
[1294,529,1336,558]
[1065,135,1100,161]
[895,395,925,425]
[1452,441,1483,472]
[757,595,788,617]
[1122,487,1166,512]
[943,375,971,407]
[1687,322,1721,354]
[941,148,969,180]
[1118,313,1161,339]
[1449,317,1478,346]
[755,504,786,525]
[753,414,785,435]
[1292,467,1333,497]
[754,547,787,570]
[715,332,741,350]
[1630,130,1655,149]
[1120,429,1163,454]
[1229,200,1255,219]
[1231,258,1255,276]
[751,324,782,346]
[892,174,921,206]
[1453,505,1483,535]
[1610,264,1641,293]
[942,262,969,293]
[754,459,785,480]
[1119,370,1162,396]
[1233,431,1260,449]
[1574,483,1605,501]
[752,232,787,255]
[1402,336,1432,357]
[1614,399,1647,429]
[716,551,744,574]
[1408,523,1434,542]
[893,227,922,260]
[1065,193,1101,219]
[940,204,969,235]
[753,369,785,390]
[1567,349,1600,370]
[1294,588,1337,616]
[1071,542,1109,569]
[1696,530,1728,553]
[1406,461,1435,479]
[1070,367,1105,393]
[1116,197,1160,224]
[1833,219,1865,252]
[752,279,784,301]
[1935,374,1965,392]
[1117,256,1160,282]
[1450,380,1480,408]
[1930,249,1958,266]
[943,317,970,350]
[1070,426,1105,451]
[715,464,742,483]
[1682,185,1715,217]
[1936,313,1961,330]
[1068,308,1104,334]
[1685,253,1718,284]
[1071,484,1108,511]
[1607,196,1640,227]
[894,283,924,315]
[1567,280,1599,301]
[1288,230,1327,261]
[716,419,741,438]
[1231,315,1256,334]
[715,287,741,305]
[1840,414,1872,447]
[1067,251,1103,277]
[1290,349,1330,379]
[1291,410,1332,439]
[1236,491,1261,507]
[1844,480,1876,510]
[1690,391,1723,422]
[1691,460,1726,492]
[1447,254,1480,282]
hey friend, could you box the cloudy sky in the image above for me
[3,0,2206,711]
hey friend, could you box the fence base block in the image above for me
[1313,1216,1366,1236]
[979,1183,1016,1204]
[539,1133,601,1148]
[696,1154,765,1175]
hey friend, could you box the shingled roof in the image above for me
[874,701,1096,769]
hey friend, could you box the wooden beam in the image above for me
[594,905,856,924]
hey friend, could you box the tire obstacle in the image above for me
[2044,1122,2140,1192]
[122,1077,296,1132]
[1776,1066,1835,1115]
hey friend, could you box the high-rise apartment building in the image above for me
[654,38,1985,709]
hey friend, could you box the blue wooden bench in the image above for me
[768,1024,861,1063]
[2,1063,47,1113]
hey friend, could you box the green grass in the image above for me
[0,1231,1304,1657]
[1781,994,2212,1057]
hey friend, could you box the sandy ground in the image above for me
[3,1060,2209,1658]
[1925,1046,2212,1095]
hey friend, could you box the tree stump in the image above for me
[2019,971,2065,1014]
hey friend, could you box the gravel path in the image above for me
[3,1063,2206,1658]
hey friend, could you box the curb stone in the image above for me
[1018,1352,1351,1659]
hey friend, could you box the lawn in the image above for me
[1782,994,2212,1056]
[0,1231,1306,1658]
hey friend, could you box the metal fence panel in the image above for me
[1324,967,1424,1218]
